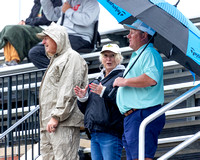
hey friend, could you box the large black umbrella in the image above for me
[98,0,200,77]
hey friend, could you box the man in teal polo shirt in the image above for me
[113,19,165,160]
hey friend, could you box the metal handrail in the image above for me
[158,131,200,160]
[138,83,200,160]
[0,105,40,140]
[0,68,45,78]
[0,105,40,160]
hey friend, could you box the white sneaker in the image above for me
[7,60,18,66]
[0,60,18,68]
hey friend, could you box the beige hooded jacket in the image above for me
[39,23,88,131]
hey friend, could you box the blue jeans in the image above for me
[90,131,123,160]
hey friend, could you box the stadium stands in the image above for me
[1,17,200,159]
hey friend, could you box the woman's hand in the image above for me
[89,83,103,95]
[74,85,88,98]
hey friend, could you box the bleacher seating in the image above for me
[79,106,200,159]
[1,17,200,160]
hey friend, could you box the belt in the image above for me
[123,108,137,117]
[123,104,161,117]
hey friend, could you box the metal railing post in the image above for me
[1,77,5,133]
[138,83,200,160]
[7,76,12,146]
[0,69,45,159]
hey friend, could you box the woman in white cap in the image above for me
[74,43,125,160]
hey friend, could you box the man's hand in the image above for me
[62,1,71,13]
[113,77,126,87]
[46,117,59,133]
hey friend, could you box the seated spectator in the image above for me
[28,0,100,69]
[0,0,62,67]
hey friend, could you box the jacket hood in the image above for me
[37,22,71,56]
[97,64,125,80]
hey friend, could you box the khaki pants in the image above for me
[4,42,20,62]
[40,126,80,160]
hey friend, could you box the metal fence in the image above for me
[139,84,200,160]
[0,69,45,160]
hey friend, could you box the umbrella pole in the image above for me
[60,13,65,26]
[108,33,156,97]
[174,0,180,7]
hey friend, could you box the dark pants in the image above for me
[28,35,91,69]
[123,105,165,160]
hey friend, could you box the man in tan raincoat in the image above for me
[37,22,88,160]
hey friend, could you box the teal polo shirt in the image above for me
[116,43,164,114]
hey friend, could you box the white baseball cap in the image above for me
[123,19,155,36]
[101,44,121,54]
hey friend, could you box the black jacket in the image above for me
[25,0,62,26]
[78,68,125,138]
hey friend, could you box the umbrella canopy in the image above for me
[98,0,200,77]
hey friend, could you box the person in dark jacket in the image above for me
[74,43,125,160]
[0,0,62,67]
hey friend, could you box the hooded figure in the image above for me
[38,22,88,160]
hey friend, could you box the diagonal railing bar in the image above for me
[0,106,39,140]
[138,83,200,160]
[158,131,200,160]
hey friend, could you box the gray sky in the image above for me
[0,0,200,33]
[0,0,33,30]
